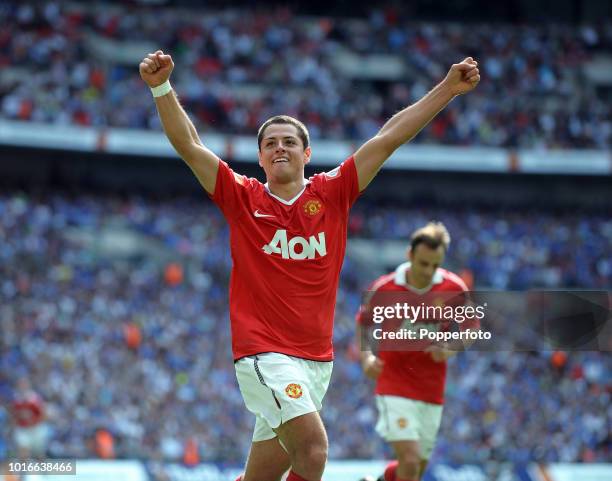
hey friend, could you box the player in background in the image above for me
[139,50,479,481]
[356,223,476,481]
[11,378,50,460]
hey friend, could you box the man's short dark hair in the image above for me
[410,222,451,252]
[257,115,310,151]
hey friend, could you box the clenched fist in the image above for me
[139,50,174,88]
[442,57,480,96]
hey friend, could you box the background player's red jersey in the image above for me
[356,263,469,404]
[13,393,45,428]
[211,157,360,361]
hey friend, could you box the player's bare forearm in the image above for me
[378,81,454,148]
[157,93,219,193]
[360,350,372,360]
[153,92,219,194]
[356,325,369,353]
[357,325,378,361]
[357,325,384,378]
[155,92,205,154]
[354,57,480,191]
[140,50,219,194]
[353,83,453,191]
[158,92,203,148]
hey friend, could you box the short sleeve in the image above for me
[315,156,360,213]
[209,159,249,220]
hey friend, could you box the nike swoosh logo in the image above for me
[254,210,275,218]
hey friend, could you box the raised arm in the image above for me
[139,50,219,194]
[354,57,480,191]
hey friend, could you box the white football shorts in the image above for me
[375,395,443,459]
[235,352,333,442]
[14,423,50,456]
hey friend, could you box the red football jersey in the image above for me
[211,156,360,361]
[357,263,469,404]
[13,393,45,427]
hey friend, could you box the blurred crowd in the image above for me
[1,192,610,464]
[1,1,611,148]
[349,206,611,289]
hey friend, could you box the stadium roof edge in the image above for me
[0,119,609,175]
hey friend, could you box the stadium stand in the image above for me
[0,1,610,148]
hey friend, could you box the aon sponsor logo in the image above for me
[262,230,327,260]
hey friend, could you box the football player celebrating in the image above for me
[140,50,479,481]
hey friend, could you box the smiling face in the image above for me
[258,123,311,184]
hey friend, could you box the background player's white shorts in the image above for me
[235,352,333,442]
[14,423,50,456]
[375,395,443,459]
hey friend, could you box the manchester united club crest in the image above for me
[397,417,408,429]
[303,200,322,216]
[285,383,303,399]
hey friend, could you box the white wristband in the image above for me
[151,80,172,98]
